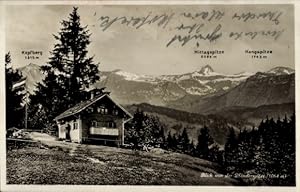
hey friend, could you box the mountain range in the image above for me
[94,65,254,106]
[19,64,294,120]
[19,63,255,100]
[20,64,294,106]
[168,71,295,114]
[18,63,295,144]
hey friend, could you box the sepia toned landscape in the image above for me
[4,4,295,187]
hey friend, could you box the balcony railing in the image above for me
[90,127,119,136]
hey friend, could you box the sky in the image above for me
[5,4,294,75]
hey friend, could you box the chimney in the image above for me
[90,91,94,99]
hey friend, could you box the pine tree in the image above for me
[125,109,147,149]
[146,116,165,147]
[224,127,238,173]
[283,113,295,185]
[29,7,100,129]
[187,140,195,156]
[5,52,25,129]
[158,126,166,148]
[172,134,179,151]
[208,143,223,164]
[166,131,174,150]
[235,129,255,172]
[195,126,213,160]
[178,127,190,153]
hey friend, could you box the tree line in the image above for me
[224,114,295,185]
[125,109,295,186]
[125,109,223,162]
[5,52,25,129]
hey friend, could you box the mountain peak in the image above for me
[112,69,122,73]
[267,66,294,75]
[199,65,214,75]
[20,63,38,69]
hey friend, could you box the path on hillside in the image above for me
[7,132,239,185]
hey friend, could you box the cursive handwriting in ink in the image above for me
[175,23,205,34]
[229,29,284,40]
[98,12,175,31]
[166,24,222,47]
[232,11,283,25]
[181,10,225,21]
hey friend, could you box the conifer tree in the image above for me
[172,134,179,151]
[235,129,255,172]
[166,131,174,150]
[187,140,195,156]
[146,116,165,146]
[195,126,213,159]
[178,127,190,153]
[158,126,166,148]
[29,7,100,129]
[125,109,147,148]
[5,52,25,129]
[224,127,238,172]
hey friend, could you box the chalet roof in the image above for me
[54,94,133,121]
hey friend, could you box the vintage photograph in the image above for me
[4,3,295,187]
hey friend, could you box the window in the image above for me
[90,121,116,128]
[113,110,119,116]
[98,107,108,114]
[92,120,97,127]
[87,107,94,113]
[73,122,78,129]
[107,121,116,128]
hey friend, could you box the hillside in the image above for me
[214,103,295,126]
[7,138,239,185]
[168,72,295,115]
[126,103,241,145]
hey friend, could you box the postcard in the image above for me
[1,1,298,192]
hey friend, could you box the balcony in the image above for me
[90,127,119,136]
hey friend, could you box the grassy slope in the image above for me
[7,143,238,185]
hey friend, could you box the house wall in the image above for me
[58,122,65,139]
[81,113,124,144]
[57,118,81,143]
[69,119,80,143]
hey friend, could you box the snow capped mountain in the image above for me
[103,65,252,97]
[197,65,220,76]
[113,69,157,83]
[18,63,294,107]
[267,67,295,75]
[93,65,255,105]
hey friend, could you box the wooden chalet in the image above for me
[54,90,133,146]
